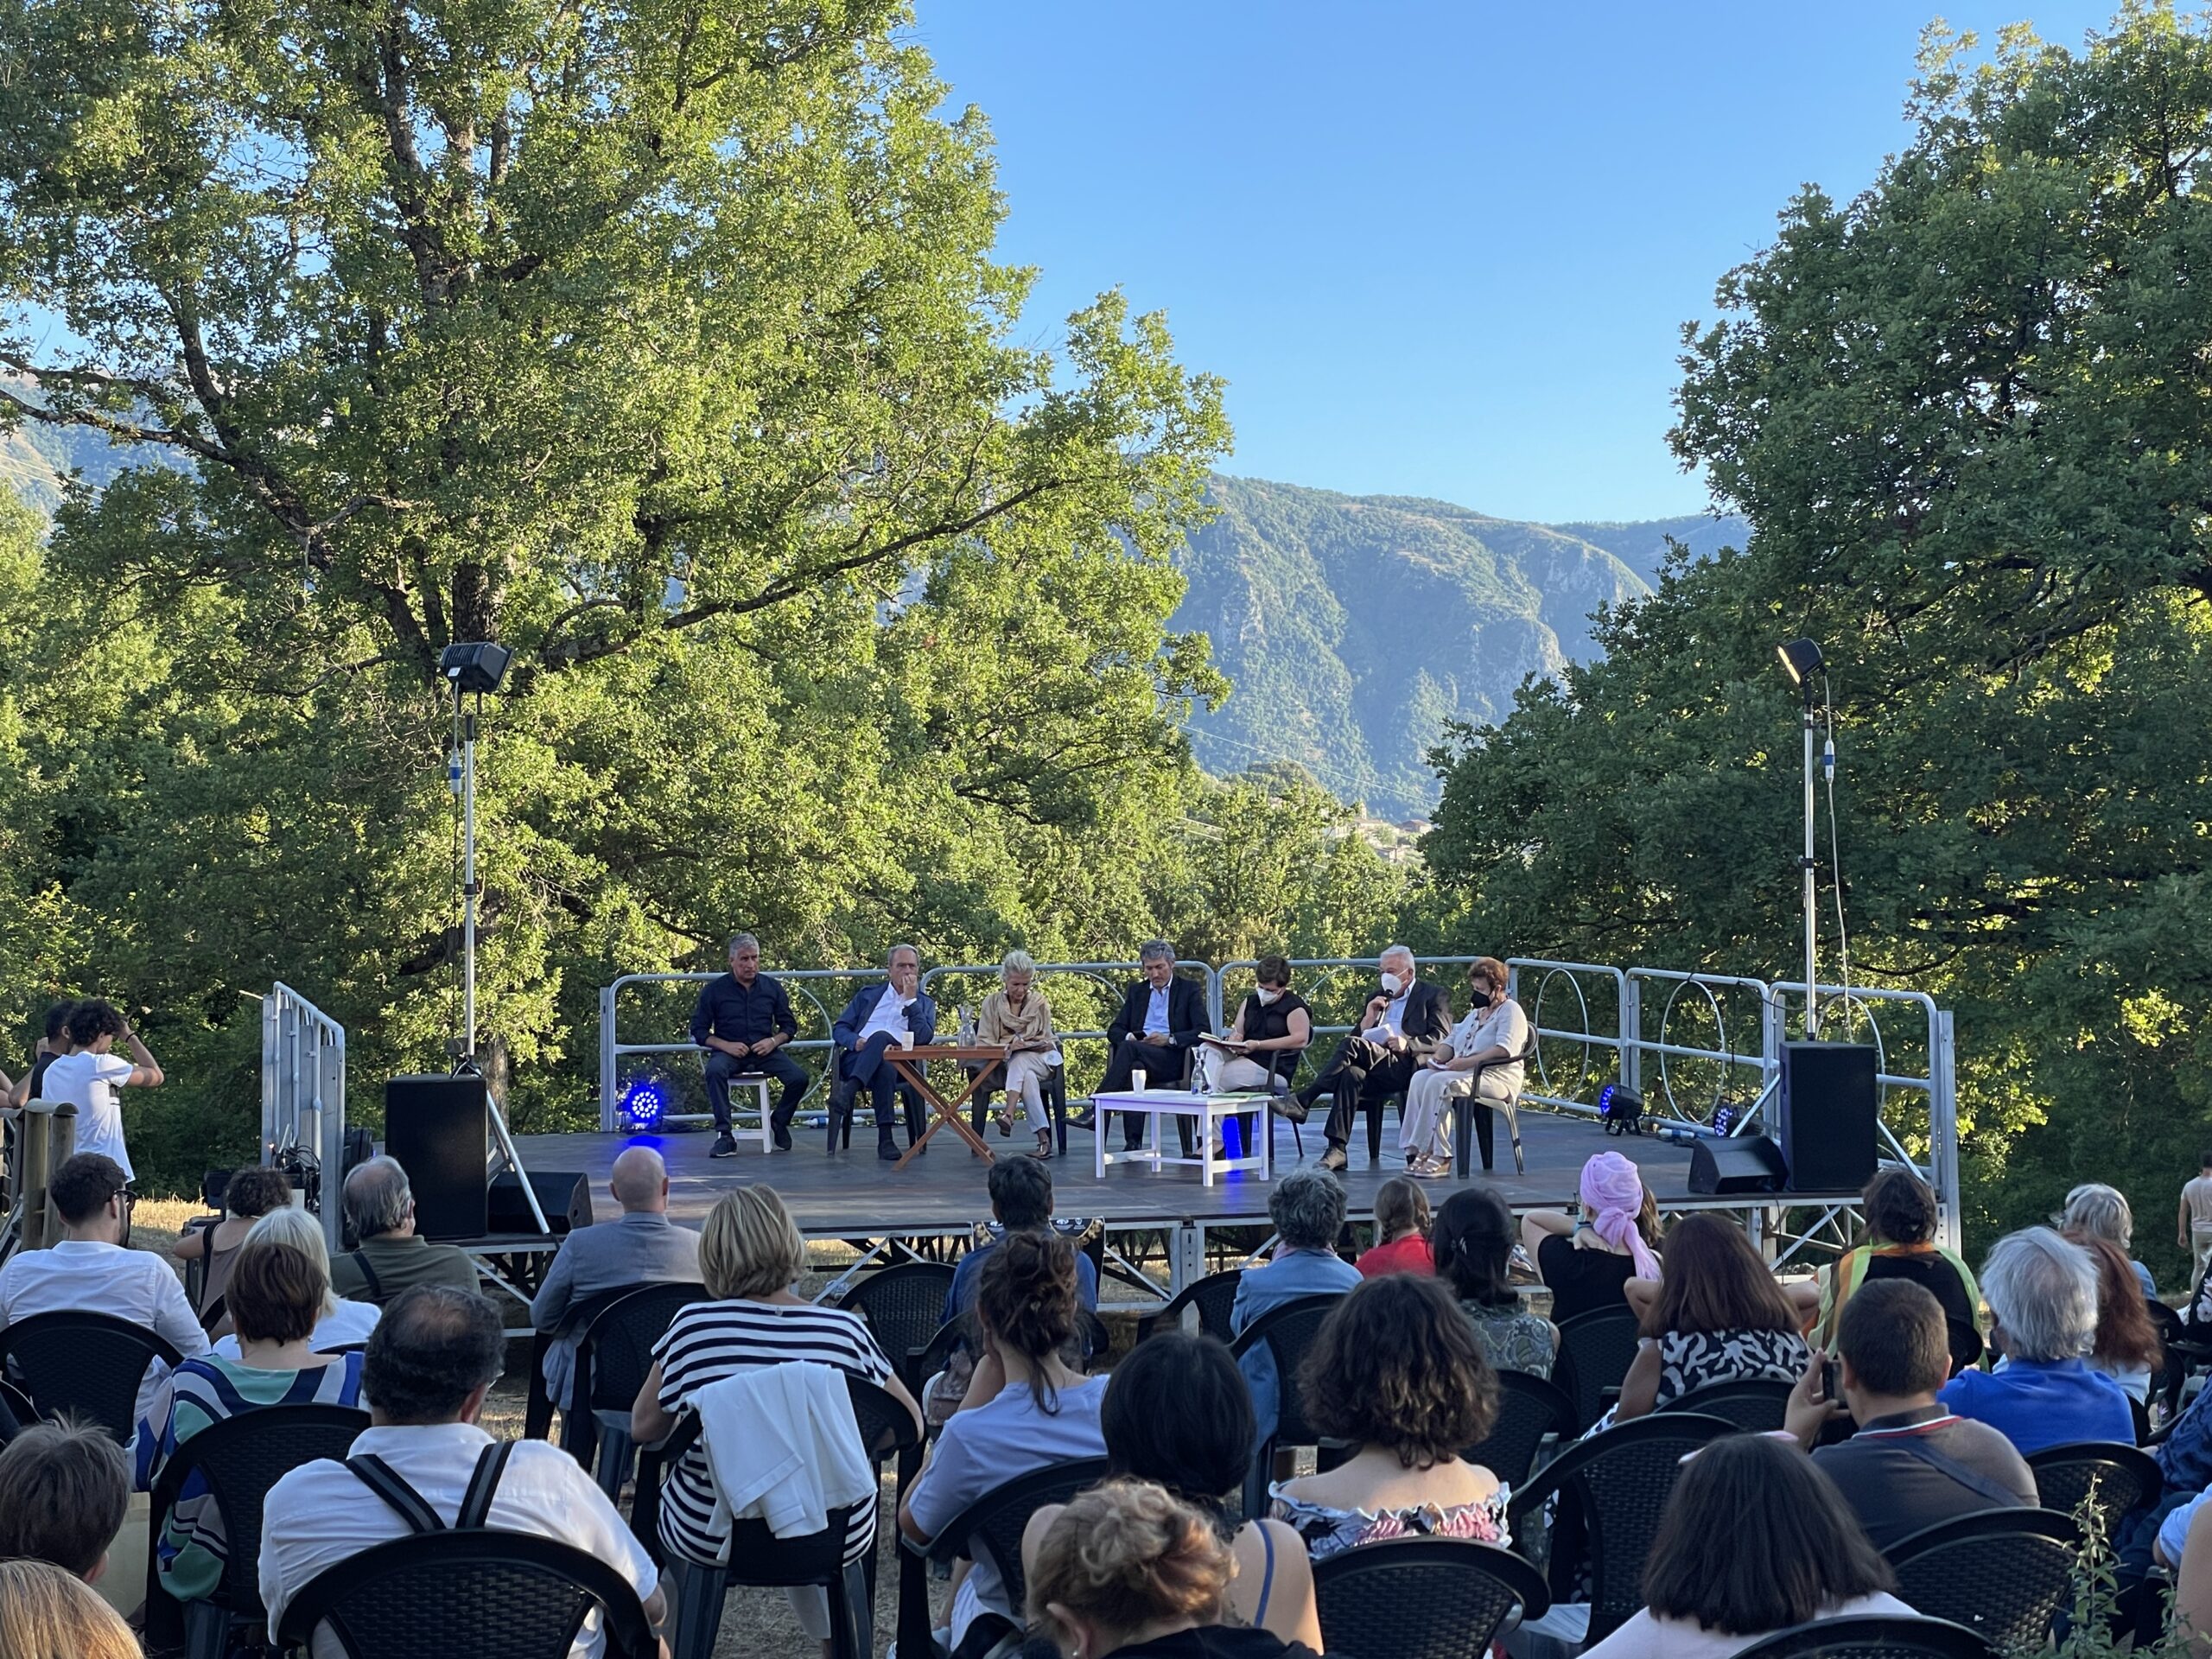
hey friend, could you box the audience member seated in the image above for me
[1355,1177,1433,1278]
[1520,1151,1662,1323]
[2065,1228,2163,1404]
[1206,955,1312,1166]
[327,1157,480,1305]
[1230,1167,1361,1452]
[175,1164,296,1332]
[1271,1273,1507,1560]
[213,1206,381,1357]
[632,1182,918,1645]
[148,1231,368,1598]
[1583,1433,1913,1658]
[977,948,1064,1157]
[2062,1181,2158,1300]
[0,1421,130,1584]
[1027,1480,1325,1659]
[0,1153,208,1427]
[530,1147,702,1414]
[38,998,163,1185]
[828,944,938,1160]
[1616,1213,1809,1419]
[1281,944,1452,1175]
[261,1286,664,1659]
[1398,955,1528,1175]
[2169,1496,2212,1657]
[1094,939,1209,1156]
[944,1156,1102,1325]
[1784,1280,2036,1549]
[1816,1167,1980,1361]
[1022,1334,1325,1650]
[1941,1226,2133,1453]
[0,1558,141,1659]
[901,1231,1109,1654]
[1433,1185,1557,1378]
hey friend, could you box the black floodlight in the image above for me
[440,641,512,695]
[1776,638,1823,687]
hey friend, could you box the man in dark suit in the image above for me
[689,933,808,1156]
[827,944,938,1160]
[1094,939,1208,1154]
[1278,944,1452,1172]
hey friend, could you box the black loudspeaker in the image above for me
[1688,1135,1789,1195]
[1777,1042,1879,1194]
[489,1171,593,1237]
[385,1075,488,1239]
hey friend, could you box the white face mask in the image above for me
[1379,970,1404,995]
[1255,988,1282,1006]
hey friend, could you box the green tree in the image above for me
[0,0,1236,1186]
[1424,5,2212,1270]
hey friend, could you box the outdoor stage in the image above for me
[512,1107,1854,1250]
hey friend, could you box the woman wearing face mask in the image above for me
[1204,957,1312,1162]
[1398,957,1529,1175]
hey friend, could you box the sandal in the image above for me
[992,1110,1013,1136]
[1033,1132,1053,1158]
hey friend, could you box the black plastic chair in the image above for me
[1660,1377,1795,1432]
[1506,1411,1738,1644]
[899,1455,1113,1659]
[272,1529,658,1658]
[1313,1536,1549,1659]
[836,1262,957,1395]
[0,1309,184,1442]
[2024,1440,2161,1533]
[1230,1292,1351,1516]
[145,1402,370,1659]
[1732,1614,2001,1657]
[632,1397,899,1659]
[0,1376,37,1442]
[1552,1305,1642,1433]
[1882,1508,2081,1654]
[1463,1369,1578,1487]
[1450,1031,1536,1175]
[1134,1268,1244,1344]
[560,1281,712,1495]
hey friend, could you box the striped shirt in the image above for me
[149,1353,365,1599]
[651,1298,894,1566]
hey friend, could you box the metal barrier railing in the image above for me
[262,982,348,1255]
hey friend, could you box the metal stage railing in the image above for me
[262,982,349,1255]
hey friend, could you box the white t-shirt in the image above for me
[1584,1592,1917,1658]
[2185,1174,2212,1230]
[39,1051,138,1179]
[858,988,916,1045]
[260,1422,658,1659]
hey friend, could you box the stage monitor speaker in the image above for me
[385,1074,487,1240]
[1777,1041,1879,1194]
[489,1170,593,1237]
[1688,1135,1788,1196]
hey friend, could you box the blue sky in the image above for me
[909,1,2121,524]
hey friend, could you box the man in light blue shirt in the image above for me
[1230,1166,1359,1452]
[530,1147,702,1409]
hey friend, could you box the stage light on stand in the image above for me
[1776,638,1823,685]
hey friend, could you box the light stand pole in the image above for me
[454,686,481,1063]
[1777,638,1826,1040]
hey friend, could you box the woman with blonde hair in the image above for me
[979,948,1064,1156]
[211,1203,380,1357]
[1028,1479,1324,1658]
[632,1185,921,1642]
[0,1558,140,1659]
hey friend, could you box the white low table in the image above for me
[1091,1090,1273,1185]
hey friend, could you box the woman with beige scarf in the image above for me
[977,949,1062,1157]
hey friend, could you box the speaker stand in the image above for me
[453,1058,551,1236]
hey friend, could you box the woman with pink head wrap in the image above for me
[1520,1150,1663,1323]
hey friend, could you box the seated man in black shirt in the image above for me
[1784,1278,2037,1550]
[688,933,810,1156]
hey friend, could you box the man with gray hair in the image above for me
[1092,939,1209,1154]
[690,932,807,1157]
[1281,944,1453,1173]
[1229,1166,1359,1450]
[828,944,939,1160]
[329,1156,481,1305]
[1936,1226,2133,1453]
[529,1147,702,1410]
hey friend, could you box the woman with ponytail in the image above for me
[1028,1480,1325,1659]
[1520,1149,1663,1322]
[1433,1185,1558,1377]
[903,1230,1109,1651]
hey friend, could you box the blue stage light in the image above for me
[619,1077,668,1131]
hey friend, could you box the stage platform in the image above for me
[512,1108,1853,1245]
